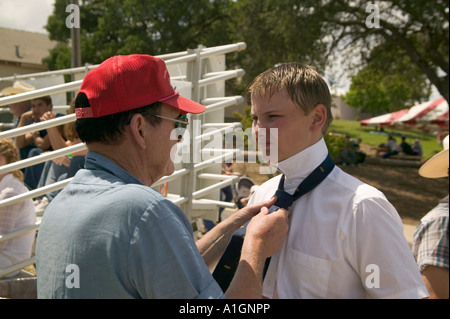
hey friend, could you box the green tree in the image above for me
[307,0,448,104]
[343,43,432,113]
[42,43,72,72]
[44,0,448,111]
[233,105,252,130]
[224,0,327,93]
[44,0,232,67]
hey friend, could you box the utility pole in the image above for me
[70,0,81,93]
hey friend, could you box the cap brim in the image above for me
[162,94,206,114]
[419,149,449,178]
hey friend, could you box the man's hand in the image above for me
[245,206,290,258]
[52,155,71,167]
[40,111,56,122]
[229,196,277,230]
[196,196,277,270]
[18,110,34,125]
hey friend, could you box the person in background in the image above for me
[0,139,36,278]
[220,163,235,203]
[219,162,235,218]
[0,81,35,160]
[33,100,87,215]
[353,137,366,165]
[0,81,35,130]
[382,135,399,158]
[236,181,258,209]
[400,135,414,155]
[14,96,64,190]
[412,139,423,157]
[412,135,449,299]
[340,135,356,166]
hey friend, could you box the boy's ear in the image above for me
[311,104,327,132]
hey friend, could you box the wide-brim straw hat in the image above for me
[419,135,449,178]
[0,81,36,96]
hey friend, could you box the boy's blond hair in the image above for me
[246,62,333,135]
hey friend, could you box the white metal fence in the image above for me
[0,42,248,278]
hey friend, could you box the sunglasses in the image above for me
[149,114,189,129]
[149,114,189,139]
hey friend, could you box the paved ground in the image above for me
[403,223,416,248]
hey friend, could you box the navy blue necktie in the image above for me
[212,154,335,291]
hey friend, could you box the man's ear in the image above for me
[128,114,148,149]
[311,104,327,133]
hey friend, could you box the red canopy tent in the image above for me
[360,97,449,129]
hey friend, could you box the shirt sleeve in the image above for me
[344,195,429,299]
[127,198,224,299]
[412,213,449,271]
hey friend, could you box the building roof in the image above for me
[0,27,56,66]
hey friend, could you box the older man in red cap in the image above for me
[35,55,289,299]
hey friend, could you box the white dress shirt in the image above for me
[249,138,428,298]
[0,173,36,276]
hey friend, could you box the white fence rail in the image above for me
[0,42,248,278]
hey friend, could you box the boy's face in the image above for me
[31,98,52,120]
[250,88,322,164]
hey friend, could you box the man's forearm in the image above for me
[197,220,269,299]
[196,217,241,271]
[34,134,51,150]
[196,197,278,271]
[46,126,66,150]
[15,132,33,149]
[15,116,33,148]
[225,237,266,299]
[421,266,449,299]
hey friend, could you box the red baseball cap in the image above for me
[75,54,205,118]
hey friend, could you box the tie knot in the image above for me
[274,189,293,209]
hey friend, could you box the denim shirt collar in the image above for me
[84,151,143,185]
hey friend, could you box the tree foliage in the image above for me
[43,0,449,112]
[45,0,232,65]
[306,0,449,104]
[224,0,328,91]
[343,43,432,113]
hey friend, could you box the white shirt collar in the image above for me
[276,138,329,185]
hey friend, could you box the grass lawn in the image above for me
[328,119,446,160]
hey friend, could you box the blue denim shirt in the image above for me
[36,151,224,299]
